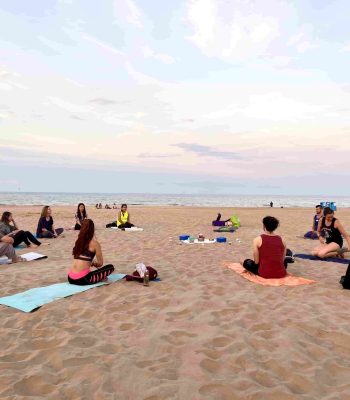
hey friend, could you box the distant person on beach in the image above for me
[312,207,350,258]
[112,203,118,209]
[270,201,273,207]
[105,204,112,209]
[240,216,293,279]
[99,203,102,209]
[304,205,323,239]
[74,203,88,230]
[68,219,114,285]
[36,206,64,238]
[106,204,134,229]
[0,242,23,263]
[0,211,41,248]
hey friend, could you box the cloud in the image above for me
[186,0,319,64]
[113,0,144,29]
[89,97,117,105]
[81,34,124,56]
[124,62,160,85]
[138,152,179,159]
[340,43,350,53]
[141,45,175,64]
[173,143,241,160]
[205,92,326,122]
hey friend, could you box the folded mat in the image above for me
[182,239,217,244]
[225,263,316,286]
[294,253,350,264]
[0,273,126,313]
[213,227,236,233]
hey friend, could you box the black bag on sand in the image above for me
[340,263,350,289]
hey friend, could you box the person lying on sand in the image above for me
[68,219,115,285]
[240,216,293,279]
[0,211,41,248]
[312,207,350,258]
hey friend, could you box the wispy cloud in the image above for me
[141,45,175,64]
[173,143,241,160]
[113,0,144,29]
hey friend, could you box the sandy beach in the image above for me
[1,205,350,399]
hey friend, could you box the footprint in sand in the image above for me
[14,375,55,397]
[161,330,197,346]
[198,383,235,400]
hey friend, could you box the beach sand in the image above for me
[1,205,350,399]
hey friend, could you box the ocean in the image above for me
[0,192,349,208]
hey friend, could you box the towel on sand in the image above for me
[225,263,316,286]
[0,273,126,312]
[294,254,350,264]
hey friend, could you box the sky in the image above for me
[1,0,350,195]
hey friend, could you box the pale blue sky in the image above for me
[1,0,349,195]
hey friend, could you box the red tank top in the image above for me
[258,234,286,279]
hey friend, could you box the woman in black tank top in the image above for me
[312,207,350,259]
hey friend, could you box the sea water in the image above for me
[1,192,349,208]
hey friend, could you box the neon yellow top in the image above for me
[117,211,129,226]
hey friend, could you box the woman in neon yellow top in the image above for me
[117,204,134,229]
[106,204,135,229]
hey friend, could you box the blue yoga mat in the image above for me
[0,273,126,313]
[294,254,350,264]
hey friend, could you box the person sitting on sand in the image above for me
[36,206,64,238]
[74,203,88,230]
[312,207,350,258]
[240,216,291,279]
[304,205,323,239]
[68,219,115,285]
[106,204,135,229]
[0,211,41,248]
[0,242,24,263]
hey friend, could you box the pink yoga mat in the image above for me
[225,263,316,286]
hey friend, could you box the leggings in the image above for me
[13,230,41,247]
[243,258,290,275]
[38,228,64,238]
[68,264,115,286]
[106,222,134,229]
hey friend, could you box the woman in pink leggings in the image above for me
[68,219,114,285]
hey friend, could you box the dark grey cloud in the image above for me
[172,143,242,160]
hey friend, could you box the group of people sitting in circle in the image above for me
[0,203,140,285]
[1,202,349,288]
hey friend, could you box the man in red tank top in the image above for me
[241,216,287,279]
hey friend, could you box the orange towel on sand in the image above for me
[225,263,316,286]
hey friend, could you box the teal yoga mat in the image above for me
[0,273,126,313]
